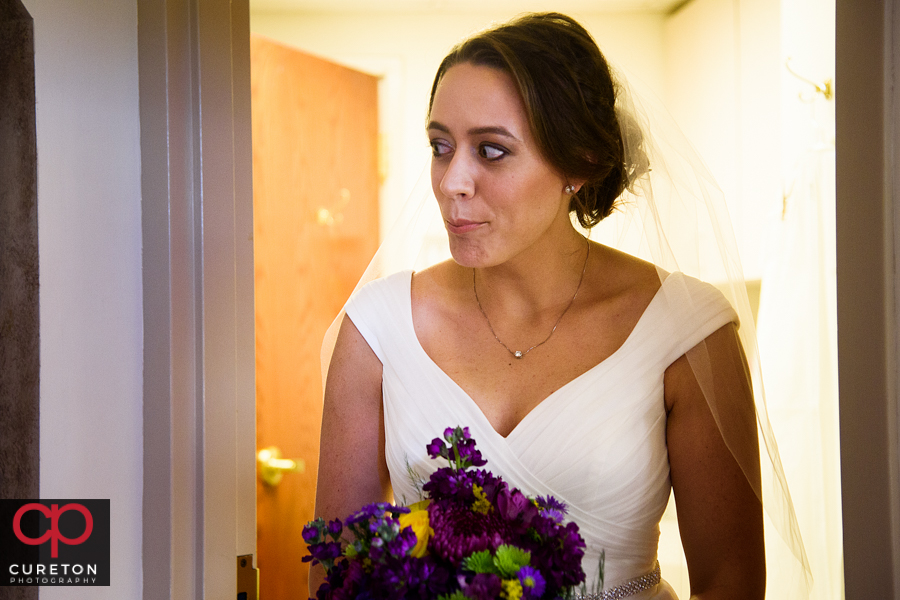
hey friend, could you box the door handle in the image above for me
[257,446,305,486]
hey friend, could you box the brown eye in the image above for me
[479,144,507,161]
[430,139,453,158]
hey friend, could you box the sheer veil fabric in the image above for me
[321,64,812,598]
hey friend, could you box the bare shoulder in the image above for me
[412,258,467,290]
[411,259,470,314]
[317,314,392,524]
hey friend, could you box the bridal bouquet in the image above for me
[302,426,586,600]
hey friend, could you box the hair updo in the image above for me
[428,12,641,228]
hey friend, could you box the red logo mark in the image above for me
[13,503,93,558]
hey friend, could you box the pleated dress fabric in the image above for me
[344,270,736,599]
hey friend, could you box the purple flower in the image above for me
[327,519,343,536]
[423,467,476,500]
[529,521,586,591]
[405,557,451,598]
[472,470,507,500]
[463,572,502,600]
[427,437,447,459]
[386,527,417,559]
[302,540,342,565]
[303,522,322,544]
[427,499,512,563]
[344,502,409,547]
[539,508,566,524]
[345,502,388,526]
[369,563,407,600]
[329,560,364,600]
[518,566,546,599]
[457,438,488,467]
[535,495,568,515]
[496,488,538,525]
[435,426,488,471]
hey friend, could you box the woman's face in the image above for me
[428,62,573,268]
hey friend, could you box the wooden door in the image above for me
[251,35,379,600]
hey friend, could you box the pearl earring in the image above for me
[564,184,576,194]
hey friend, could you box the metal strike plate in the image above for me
[237,554,258,600]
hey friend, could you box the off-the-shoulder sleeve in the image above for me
[656,272,739,367]
[343,270,413,364]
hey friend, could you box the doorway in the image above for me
[250,35,380,599]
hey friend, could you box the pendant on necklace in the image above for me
[474,238,591,362]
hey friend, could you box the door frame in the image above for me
[138,1,255,598]
[835,0,900,596]
[136,0,900,597]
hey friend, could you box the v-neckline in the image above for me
[405,270,674,441]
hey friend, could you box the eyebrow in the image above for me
[427,121,520,142]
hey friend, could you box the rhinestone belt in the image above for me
[575,561,661,600]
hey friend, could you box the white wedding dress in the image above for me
[344,269,737,599]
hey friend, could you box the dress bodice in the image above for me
[344,270,736,596]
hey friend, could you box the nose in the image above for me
[437,151,475,199]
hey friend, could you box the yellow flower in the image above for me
[500,578,523,600]
[398,502,433,558]
[471,484,493,515]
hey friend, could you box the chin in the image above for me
[449,251,481,269]
[448,239,491,269]
[448,243,512,271]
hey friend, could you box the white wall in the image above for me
[664,0,782,281]
[25,0,144,598]
[249,10,666,241]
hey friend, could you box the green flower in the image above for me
[463,550,498,574]
[494,545,531,578]
[437,591,473,600]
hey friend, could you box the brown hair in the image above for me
[428,13,630,228]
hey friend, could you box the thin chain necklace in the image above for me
[473,239,590,359]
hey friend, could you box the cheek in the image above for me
[430,162,443,196]
[504,177,561,221]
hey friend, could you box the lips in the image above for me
[445,218,485,234]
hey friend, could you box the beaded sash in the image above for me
[575,562,661,600]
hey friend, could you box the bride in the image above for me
[314,13,792,599]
